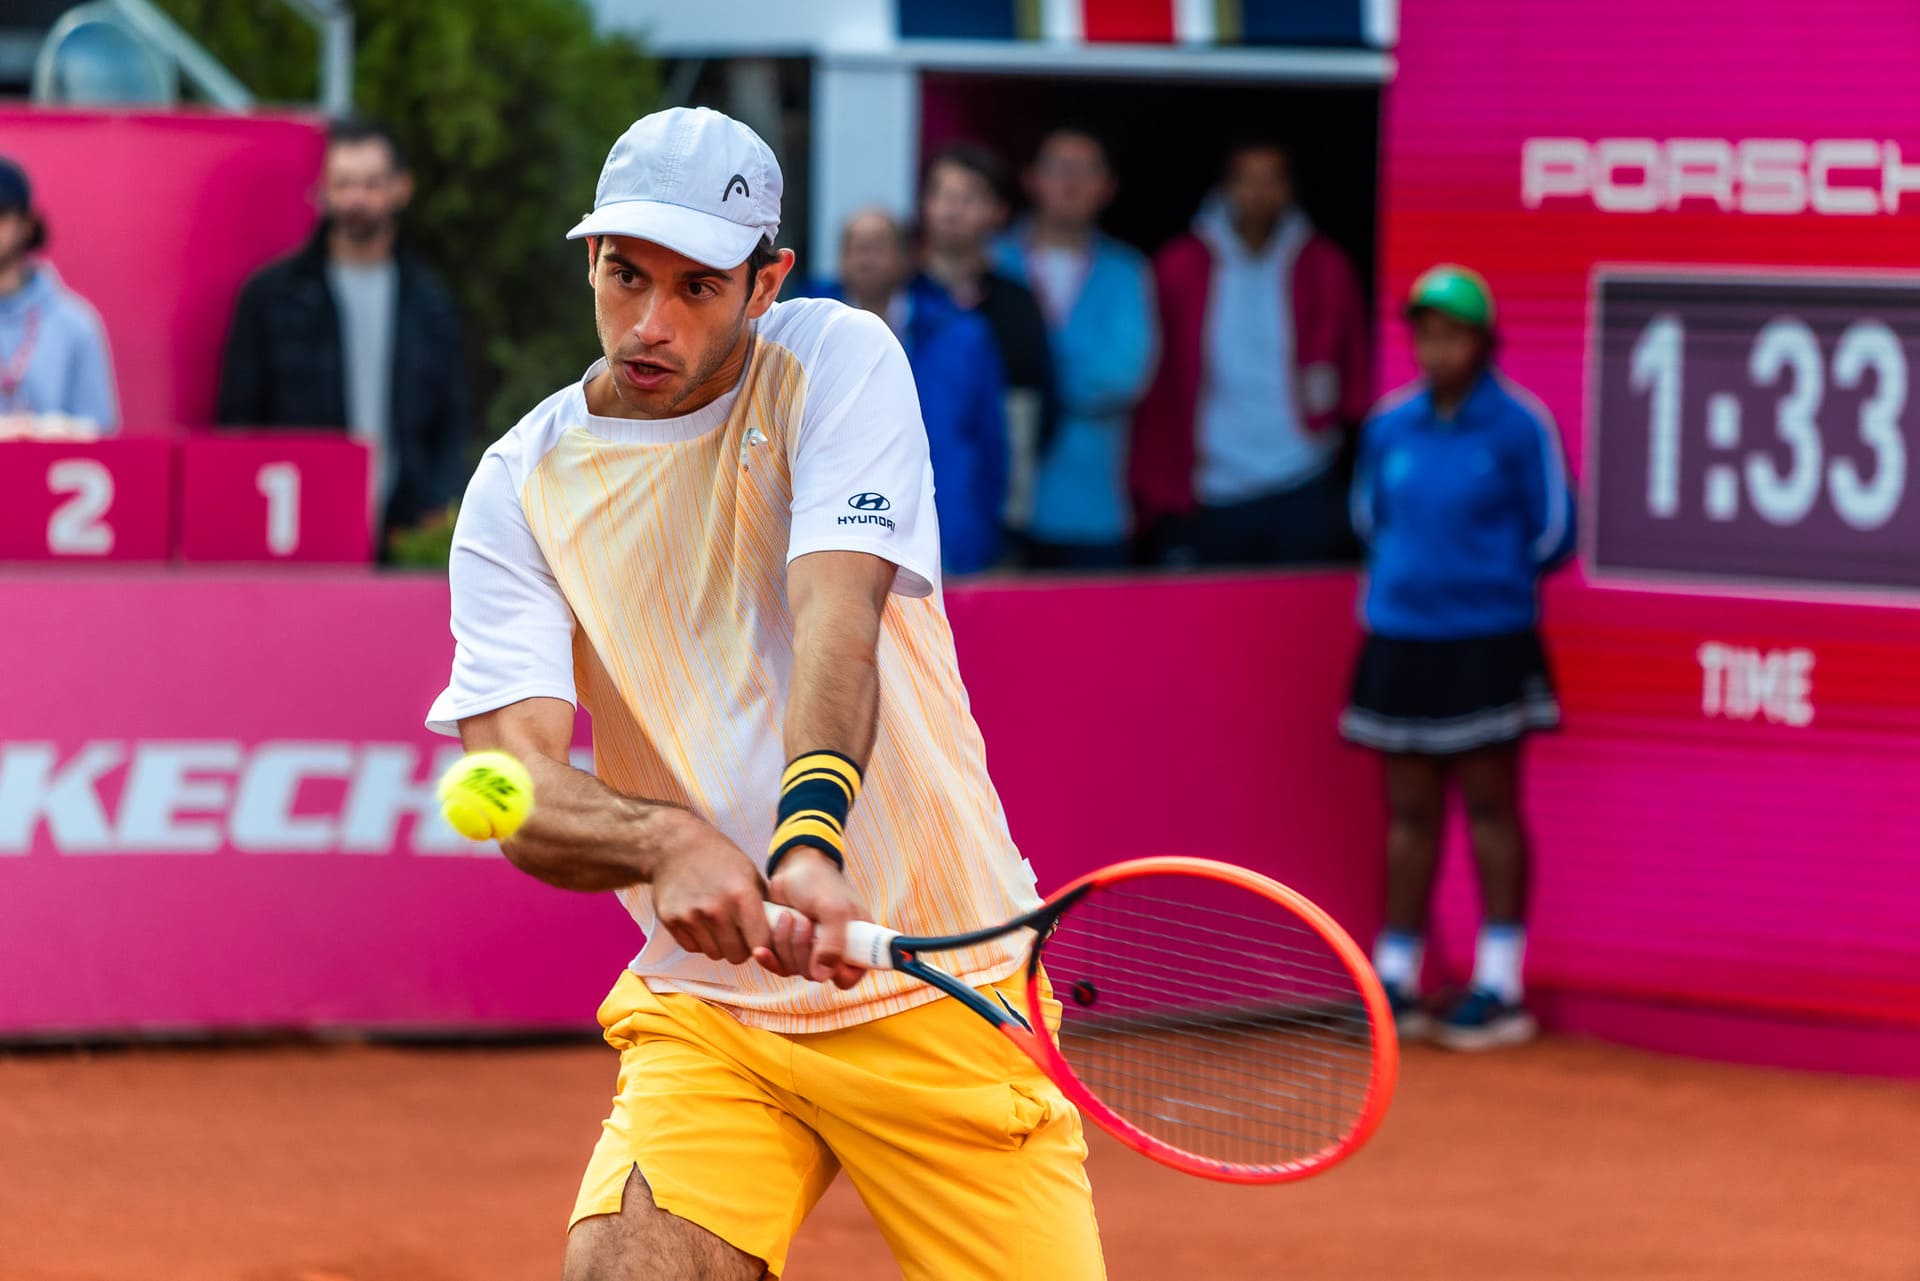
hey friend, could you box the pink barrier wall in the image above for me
[0,109,325,433]
[3,570,1916,1073]
[0,571,1379,1036]
[1436,580,1920,1042]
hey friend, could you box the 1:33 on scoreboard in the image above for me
[1589,270,1920,592]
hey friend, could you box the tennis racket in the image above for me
[767,855,1397,1184]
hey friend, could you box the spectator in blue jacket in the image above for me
[1343,265,1574,1053]
[811,208,1009,575]
[995,128,1156,569]
[0,156,118,433]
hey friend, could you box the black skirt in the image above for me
[1340,628,1560,755]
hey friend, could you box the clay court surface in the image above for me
[1,1036,1914,1281]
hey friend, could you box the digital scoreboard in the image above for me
[1591,272,1920,590]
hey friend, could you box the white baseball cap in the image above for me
[567,107,782,270]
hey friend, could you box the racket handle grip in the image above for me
[762,902,900,972]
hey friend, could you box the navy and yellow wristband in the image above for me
[767,750,862,876]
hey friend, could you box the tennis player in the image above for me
[426,108,1104,1281]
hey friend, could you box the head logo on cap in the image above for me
[565,107,783,271]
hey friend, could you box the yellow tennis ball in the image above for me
[436,751,535,841]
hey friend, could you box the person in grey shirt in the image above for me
[328,245,398,519]
[218,119,470,556]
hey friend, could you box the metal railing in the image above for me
[277,0,353,117]
[32,0,353,115]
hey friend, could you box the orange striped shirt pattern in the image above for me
[429,299,1040,1032]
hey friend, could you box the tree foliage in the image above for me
[159,0,658,440]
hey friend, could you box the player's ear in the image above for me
[747,249,796,319]
[585,236,599,288]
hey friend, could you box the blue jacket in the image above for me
[0,262,117,429]
[800,276,1009,574]
[1351,371,1576,640]
[993,227,1156,544]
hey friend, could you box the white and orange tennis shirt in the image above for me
[426,298,1040,1032]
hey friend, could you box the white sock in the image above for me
[1372,929,1424,994]
[1472,924,1527,1003]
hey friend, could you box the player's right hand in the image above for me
[647,813,773,966]
[762,846,871,989]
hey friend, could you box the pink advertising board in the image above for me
[1503,581,1920,1034]
[1383,0,1920,594]
[0,437,371,563]
[1382,0,1920,443]
[0,571,1378,1037]
[0,108,325,433]
[1,567,1915,1072]
[0,440,174,561]
[1383,0,1920,1068]
[177,434,372,563]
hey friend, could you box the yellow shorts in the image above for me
[571,969,1106,1280]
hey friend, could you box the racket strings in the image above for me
[1039,875,1378,1174]
[1059,1018,1372,1094]
[1052,921,1382,1060]
[1046,927,1372,1024]
[1059,1045,1370,1127]
[1078,887,1375,969]
[1044,956,1374,1090]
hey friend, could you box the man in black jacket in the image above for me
[218,119,470,556]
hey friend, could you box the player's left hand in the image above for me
[760,847,871,989]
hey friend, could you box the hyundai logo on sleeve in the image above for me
[839,492,896,530]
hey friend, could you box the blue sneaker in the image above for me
[1386,984,1431,1042]
[1431,988,1538,1051]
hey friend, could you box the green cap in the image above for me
[1406,264,1495,329]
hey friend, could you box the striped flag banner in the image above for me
[897,0,1374,46]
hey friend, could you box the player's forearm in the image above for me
[770,553,891,878]
[498,753,692,892]
[784,611,881,767]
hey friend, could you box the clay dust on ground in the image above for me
[0,1037,1914,1280]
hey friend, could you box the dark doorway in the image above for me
[919,71,1381,302]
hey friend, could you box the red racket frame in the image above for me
[1000,856,1400,1185]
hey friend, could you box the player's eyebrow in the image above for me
[600,252,732,289]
